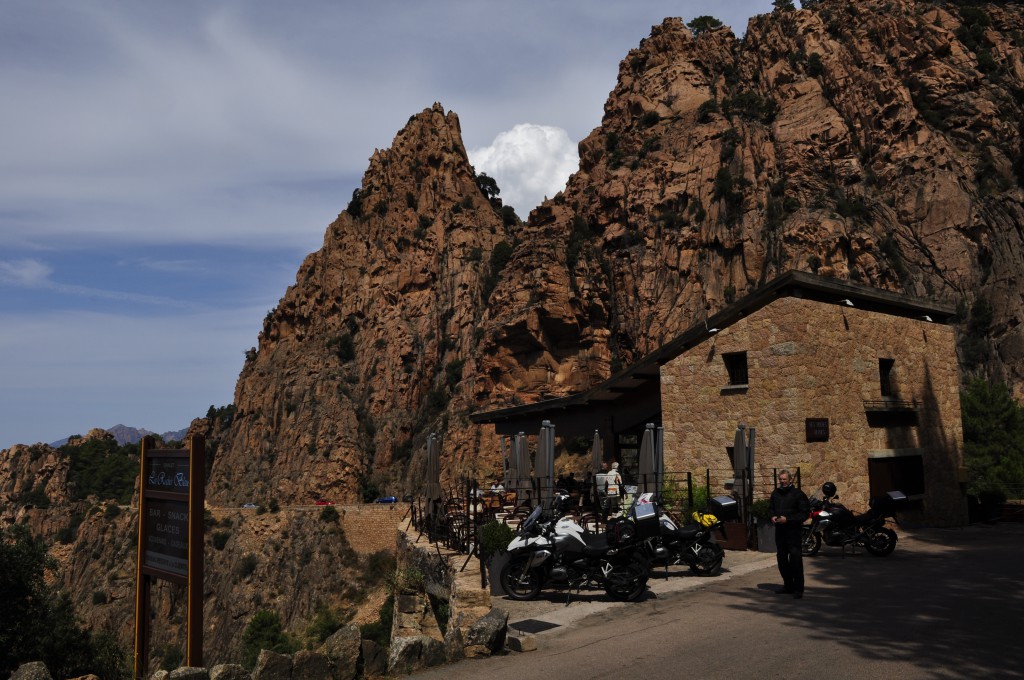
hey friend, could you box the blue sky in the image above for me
[0,1,775,449]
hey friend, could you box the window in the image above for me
[869,454,924,497]
[879,358,895,397]
[723,352,748,386]
[805,418,829,442]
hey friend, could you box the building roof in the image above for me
[469,271,957,433]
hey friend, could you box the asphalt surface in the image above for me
[411,523,1024,679]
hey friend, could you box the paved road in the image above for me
[412,523,1024,679]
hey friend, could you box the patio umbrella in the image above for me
[514,432,531,501]
[638,423,656,494]
[501,436,513,490]
[424,433,442,517]
[535,421,555,511]
[655,426,665,496]
[591,430,603,474]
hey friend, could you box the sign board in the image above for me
[134,435,204,678]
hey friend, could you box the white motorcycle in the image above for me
[500,498,650,602]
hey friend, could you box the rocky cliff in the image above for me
[211,0,1024,510]
[4,0,1024,670]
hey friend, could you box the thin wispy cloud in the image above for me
[0,258,205,310]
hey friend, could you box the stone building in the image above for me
[472,271,967,527]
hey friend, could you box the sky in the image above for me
[0,0,777,450]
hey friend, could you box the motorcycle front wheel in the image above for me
[500,554,543,600]
[689,542,724,576]
[864,527,897,556]
[801,526,821,556]
[604,553,649,601]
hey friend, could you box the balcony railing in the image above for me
[863,399,917,413]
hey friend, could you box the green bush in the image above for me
[307,606,349,644]
[479,520,515,558]
[0,526,130,679]
[236,553,259,579]
[241,610,297,669]
[211,531,230,550]
[320,505,340,523]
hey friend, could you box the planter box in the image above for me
[756,521,776,553]
[487,552,510,595]
[716,521,747,550]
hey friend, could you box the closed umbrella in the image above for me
[655,426,665,497]
[591,430,603,474]
[638,423,656,494]
[425,433,441,518]
[501,436,513,491]
[514,433,531,502]
[535,421,555,511]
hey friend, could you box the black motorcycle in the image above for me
[639,502,725,576]
[500,499,650,602]
[801,482,904,557]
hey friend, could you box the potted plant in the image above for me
[479,520,515,594]
[750,498,776,552]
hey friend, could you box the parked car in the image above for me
[242,503,257,509]
[314,499,334,506]
[374,496,398,504]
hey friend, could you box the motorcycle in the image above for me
[801,482,904,557]
[500,497,651,602]
[632,494,725,576]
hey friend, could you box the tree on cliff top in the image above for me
[687,15,723,36]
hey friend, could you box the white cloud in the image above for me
[469,124,579,217]
[0,259,53,286]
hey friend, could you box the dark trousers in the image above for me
[776,528,804,592]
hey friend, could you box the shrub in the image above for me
[480,520,515,558]
[687,15,723,36]
[307,606,348,644]
[236,553,259,579]
[320,505,340,523]
[241,610,297,669]
[327,334,355,363]
[211,531,230,550]
[92,591,107,605]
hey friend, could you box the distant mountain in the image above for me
[49,424,189,448]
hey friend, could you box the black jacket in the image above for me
[769,484,810,533]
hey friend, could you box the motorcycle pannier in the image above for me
[708,495,739,521]
[870,490,908,511]
[630,502,660,538]
[606,517,637,545]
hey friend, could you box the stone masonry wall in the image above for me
[660,296,966,526]
[338,504,404,555]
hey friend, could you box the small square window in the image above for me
[723,352,748,386]
[806,418,830,442]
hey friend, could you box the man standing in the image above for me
[769,469,810,598]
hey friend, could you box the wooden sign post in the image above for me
[133,435,205,679]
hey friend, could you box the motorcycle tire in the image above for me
[500,554,543,600]
[688,542,724,576]
[864,527,897,556]
[801,526,822,556]
[604,553,649,602]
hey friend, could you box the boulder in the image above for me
[169,668,210,680]
[360,640,386,677]
[291,650,333,680]
[318,624,361,680]
[251,650,292,680]
[464,607,508,656]
[11,663,53,680]
[387,635,446,675]
[209,665,249,680]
